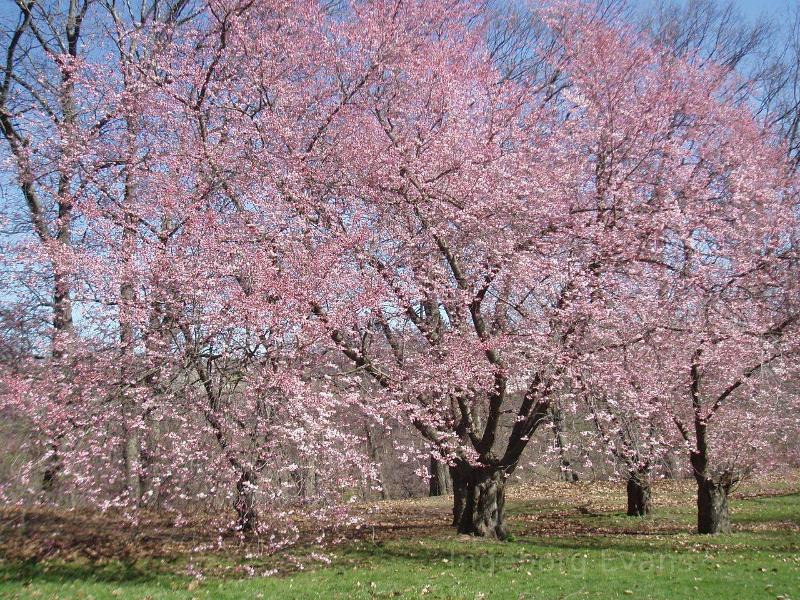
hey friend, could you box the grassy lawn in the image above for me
[2,483,799,599]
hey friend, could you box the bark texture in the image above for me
[626,472,652,516]
[41,442,62,494]
[454,467,507,539]
[451,466,467,526]
[696,476,732,534]
[429,456,452,496]
[235,470,258,533]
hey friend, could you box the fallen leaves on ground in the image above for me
[1,470,797,567]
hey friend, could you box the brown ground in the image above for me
[1,472,798,565]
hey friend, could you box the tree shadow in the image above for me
[0,558,166,585]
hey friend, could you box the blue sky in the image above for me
[635,0,789,23]
[731,0,787,20]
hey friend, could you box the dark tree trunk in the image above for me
[626,472,652,516]
[451,466,467,526]
[429,456,451,496]
[696,476,731,534]
[41,442,62,494]
[455,466,508,539]
[688,405,734,535]
[235,470,258,533]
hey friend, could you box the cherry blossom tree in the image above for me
[312,0,800,537]
[0,0,378,538]
[578,366,679,517]
[559,6,800,532]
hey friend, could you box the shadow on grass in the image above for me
[0,558,167,585]
[506,492,800,539]
[335,522,800,574]
[342,536,666,563]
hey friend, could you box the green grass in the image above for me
[2,493,799,599]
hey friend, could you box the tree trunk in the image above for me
[121,418,142,505]
[120,175,143,506]
[451,465,467,526]
[119,305,143,505]
[696,476,731,534]
[139,413,158,508]
[552,408,578,482]
[662,453,678,479]
[429,456,451,496]
[455,466,508,539]
[41,441,62,495]
[235,470,258,533]
[42,272,73,496]
[688,407,734,534]
[626,472,652,516]
[364,424,388,500]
